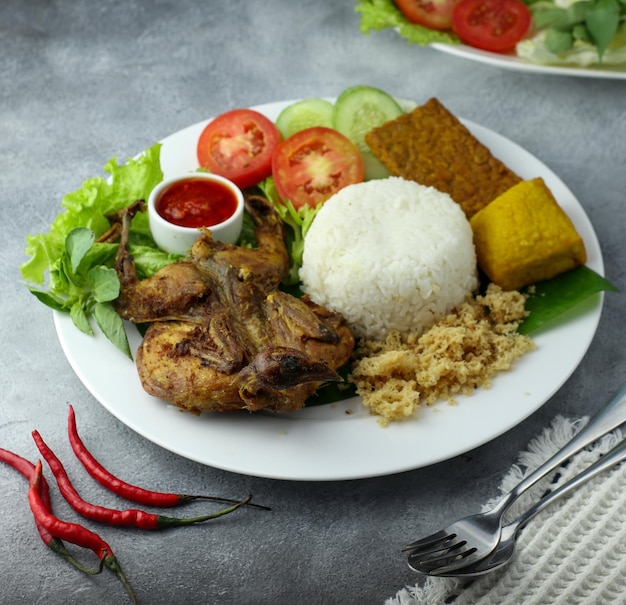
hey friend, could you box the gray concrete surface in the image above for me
[1,1,624,604]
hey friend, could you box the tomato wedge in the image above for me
[271,127,364,210]
[452,0,532,53]
[395,0,462,31]
[197,108,281,190]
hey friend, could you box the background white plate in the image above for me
[54,100,604,481]
[431,42,626,79]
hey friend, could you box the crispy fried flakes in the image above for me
[349,284,535,425]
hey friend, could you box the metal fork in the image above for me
[410,434,626,577]
[403,381,626,575]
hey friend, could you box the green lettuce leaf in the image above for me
[21,144,164,286]
[355,0,458,46]
[21,144,166,357]
[257,177,321,286]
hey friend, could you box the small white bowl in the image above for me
[148,173,244,255]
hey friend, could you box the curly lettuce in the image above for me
[355,0,459,46]
[256,177,320,288]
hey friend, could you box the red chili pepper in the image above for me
[33,430,251,529]
[67,404,268,510]
[28,461,138,604]
[0,447,102,575]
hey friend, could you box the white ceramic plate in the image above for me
[431,42,626,79]
[54,100,604,481]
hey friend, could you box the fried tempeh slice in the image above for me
[365,98,522,218]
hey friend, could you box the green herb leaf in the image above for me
[545,28,574,53]
[519,265,618,335]
[93,302,132,359]
[531,2,589,32]
[27,288,67,312]
[88,266,121,303]
[66,227,96,274]
[70,301,94,336]
[532,8,570,29]
[585,0,621,61]
[572,23,593,43]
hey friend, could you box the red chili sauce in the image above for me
[156,178,238,228]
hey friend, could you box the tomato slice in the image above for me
[271,127,364,210]
[395,0,462,31]
[197,108,281,190]
[452,0,531,53]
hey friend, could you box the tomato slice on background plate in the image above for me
[395,0,462,31]
[197,108,281,190]
[272,127,364,210]
[452,0,532,53]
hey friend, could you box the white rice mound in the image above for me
[299,177,478,341]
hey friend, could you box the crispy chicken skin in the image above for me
[113,195,354,413]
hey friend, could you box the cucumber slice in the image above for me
[275,98,334,139]
[361,150,390,181]
[332,85,404,180]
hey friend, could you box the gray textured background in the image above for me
[1,1,625,604]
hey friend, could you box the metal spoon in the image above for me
[419,435,626,578]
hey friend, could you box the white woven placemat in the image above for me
[387,416,626,605]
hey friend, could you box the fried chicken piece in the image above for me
[113,194,354,413]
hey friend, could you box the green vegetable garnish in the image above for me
[355,0,459,46]
[529,0,624,63]
[257,177,321,287]
[21,144,172,357]
[519,265,618,334]
[585,0,621,61]
[275,98,335,140]
[356,0,626,67]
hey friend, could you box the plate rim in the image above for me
[430,42,626,80]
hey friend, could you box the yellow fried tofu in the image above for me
[470,178,587,291]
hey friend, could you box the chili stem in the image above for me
[33,430,253,530]
[28,461,139,604]
[102,553,139,605]
[155,495,252,528]
[47,538,106,575]
[67,405,269,510]
[0,447,103,575]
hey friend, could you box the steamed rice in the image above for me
[299,177,478,340]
